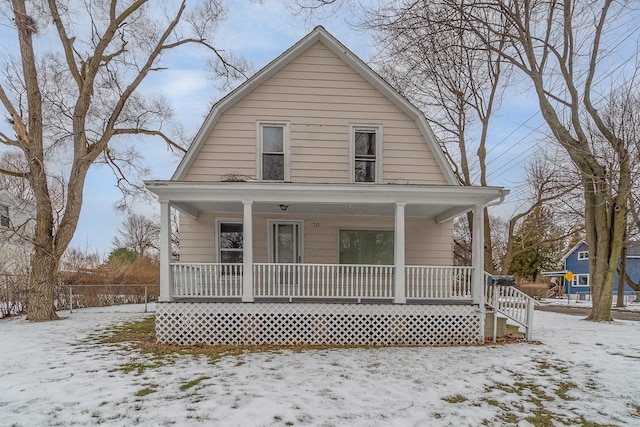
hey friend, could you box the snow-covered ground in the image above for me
[1,304,639,426]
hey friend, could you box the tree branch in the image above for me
[0,132,20,147]
[91,1,188,157]
[113,128,187,153]
[47,0,83,87]
[0,84,28,149]
[162,38,248,79]
[0,167,28,179]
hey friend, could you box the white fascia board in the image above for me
[172,26,459,186]
[146,181,505,207]
[542,270,568,276]
[561,240,587,263]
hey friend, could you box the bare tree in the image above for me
[501,152,582,275]
[0,1,247,321]
[428,0,638,321]
[112,213,160,258]
[363,2,509,273]
[170,208,180,260]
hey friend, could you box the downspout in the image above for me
[486,189,510,208]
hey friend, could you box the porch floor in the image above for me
[172,297,476,305]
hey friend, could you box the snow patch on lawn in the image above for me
[1,304,639,426]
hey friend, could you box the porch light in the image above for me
[279,204,289,211]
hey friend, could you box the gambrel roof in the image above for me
[172,26,459,185]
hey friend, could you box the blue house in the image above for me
[544,240,639,298]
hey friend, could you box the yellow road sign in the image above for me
[564,271,575,282]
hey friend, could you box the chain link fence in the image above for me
[1,274,159,318]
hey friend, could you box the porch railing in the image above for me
[484,273,535,340]
[171,263,242,298]
[406,266,473,299]
[253,263,394,299]
[170,263,478,301]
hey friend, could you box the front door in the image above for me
[271,221,303,263]
[270,221,303,296]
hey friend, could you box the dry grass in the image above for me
[101,315,535,362]
[99,315,389,365]
[517,283,550,299]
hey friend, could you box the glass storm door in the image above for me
[272,222,302,263]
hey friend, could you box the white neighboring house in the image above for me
[0,189,35,276]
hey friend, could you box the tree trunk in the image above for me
[587,267,614,321]
[583,185,624,322]
[27,246,59,321]
[617,243,627,307]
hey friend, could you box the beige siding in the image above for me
[179,213,217,263]
[183,42,448,185]
[178,213,453,265]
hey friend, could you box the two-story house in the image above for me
[545,240,639,299]
[146,27,519,346]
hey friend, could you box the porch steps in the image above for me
[506,324,524,337]
[484,311,525,339]
[484,275,536,340]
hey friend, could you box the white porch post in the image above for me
[471,204,485,305]
[242,200,254,302]
[394,202,406,303]
[159,200,172,302]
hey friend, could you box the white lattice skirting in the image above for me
[156,303,482,346]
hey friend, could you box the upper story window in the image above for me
[350,125,382,183]
[0,204,9,228]
[577,251,588,260]
[257,121,290,181]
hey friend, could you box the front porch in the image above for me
[148,181,512,346]
[158,263,485,346]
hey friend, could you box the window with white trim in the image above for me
[339,230,394,265]
[0,204,8,228]
[257,122,289,181]
[573,274,589,287]
[219,222,243,263]
[350,125,382,183]
[577,251,588,260]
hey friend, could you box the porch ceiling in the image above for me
[145,181,508,223]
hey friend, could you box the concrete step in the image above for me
[485,312,526,338]
[506,324,524,338]
[484,312,507,337]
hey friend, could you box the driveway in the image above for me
[535,304,640,321]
